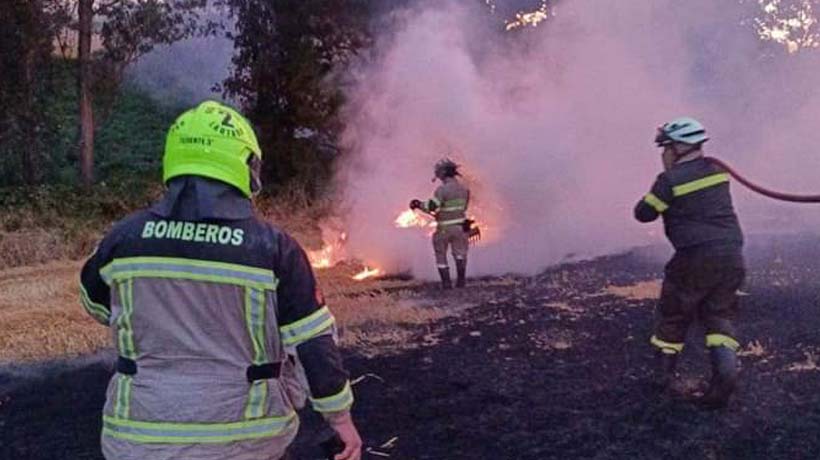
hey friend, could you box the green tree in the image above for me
[221,0,373,198]
[75,0,210,186]
[0,0,71,185]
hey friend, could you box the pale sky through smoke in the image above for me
[335,0,820,278]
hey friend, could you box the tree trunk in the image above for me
[21,39,38,184]
[20,1,39,185]
[78,0,94,187]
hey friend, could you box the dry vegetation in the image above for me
[0,196,469,362]
[0,261,108,362]
[0,257,456,363]
[604,279,662,301]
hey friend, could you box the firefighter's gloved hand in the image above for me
[409,199,422,210]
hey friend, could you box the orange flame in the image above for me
[394,210,435,228]
[307,232,347,269]
[352,266,381,281]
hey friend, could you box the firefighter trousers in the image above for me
[432,224,469,269]
[652,245,745,353]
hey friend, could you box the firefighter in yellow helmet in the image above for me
[410,159,472,289]
[79,101,362,459]
[634,117,745,409]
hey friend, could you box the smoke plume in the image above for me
[335,0,820,278]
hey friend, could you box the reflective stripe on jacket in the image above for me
[79,178,352,460]
[421,177,470,228]
[634,157,743,251]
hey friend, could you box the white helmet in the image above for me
[655,117,709,146]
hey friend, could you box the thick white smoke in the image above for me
[335,0,820,278]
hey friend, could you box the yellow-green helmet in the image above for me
[163,100,261,197]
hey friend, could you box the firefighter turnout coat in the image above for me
[79,177,353,460]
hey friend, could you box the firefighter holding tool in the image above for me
[409,159,479,289]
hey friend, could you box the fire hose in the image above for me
[705,157,820,203]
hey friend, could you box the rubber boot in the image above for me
[656,352,679,391]
[699,346,738,409]
[438,267,452,290]
[455,259,467,288]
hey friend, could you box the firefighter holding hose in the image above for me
[634,117,745,409]
[79,101,362,459]
[410,159,475,289]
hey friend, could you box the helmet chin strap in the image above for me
[248,155,262,197]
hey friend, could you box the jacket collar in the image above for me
[150,176,253,221]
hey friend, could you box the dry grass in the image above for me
[739,340,768,358]
[604,279,662,301]
[0,258,455,363]
[0,190,462,362]
[787,351,820,372]
[0,229,73,269]
[0,261,109,362]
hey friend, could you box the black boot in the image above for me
[699,346,738,409]
[455,259,467,288]
[656,352,679,390]
[438,267,452,290]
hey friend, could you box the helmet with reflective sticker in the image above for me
[163,101,261,197]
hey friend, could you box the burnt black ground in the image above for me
[3,235,820,460]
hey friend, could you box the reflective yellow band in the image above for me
[650,335,684,353]
[79,283,110,325]
[117,280,136,360]
[244,287,269,365]
[244,381,268,420]
[244,287,269,419]
[280,306,335,347]
[441,198,467,212]
[100,257,278,290]
[437,218,466,227]
[114,375,133,419]
[102,412,297,444]
[672,173,729,197]
[310,381,354,413]
[705,333,739,351]
[643,193,669,213]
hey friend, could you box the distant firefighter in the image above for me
[79,101,362,460]
[634,117,745,409]
[410,158,475,289]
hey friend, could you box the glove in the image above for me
[409,199,422,210]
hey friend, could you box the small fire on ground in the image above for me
[306,231,382,281]
[307,205,496,280]
[352,266,381,281]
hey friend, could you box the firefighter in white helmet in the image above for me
[410,159,472,289]
[634,117,745,409]
[79,101,362,459]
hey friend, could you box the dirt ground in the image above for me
[3,235,820,459]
